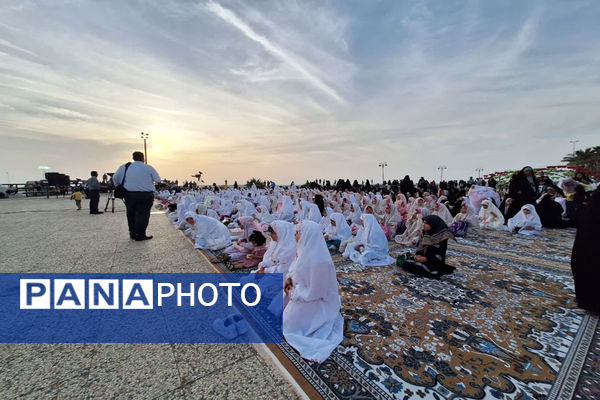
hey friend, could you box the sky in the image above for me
[1,0,599,185]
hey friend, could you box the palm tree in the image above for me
[562,146,600,173]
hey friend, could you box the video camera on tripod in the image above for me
[104,172,122,213]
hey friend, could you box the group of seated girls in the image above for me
[174,191,546,292]
[446,201,542,237]
[405,198,543,238]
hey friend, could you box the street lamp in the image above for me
[476,168,484,178]
[437,165,447,182]
[569,139,579,156]
[378,161,388,184]
[141,132,149,163]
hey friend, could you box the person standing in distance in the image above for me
[86,171,103,214]
[113,151,161,241]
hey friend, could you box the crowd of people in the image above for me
[154,166,598,362]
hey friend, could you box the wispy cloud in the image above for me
[205,1,345,104]
[0,38,38,58]
[492,8,542,72]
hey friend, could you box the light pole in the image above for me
[141,132,149,163]
[476,168,484,178]
[569,139,579,156]
[378,161,388,184]
[437,165,447,182]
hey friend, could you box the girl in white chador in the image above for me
[296,199,310,221]
[507,204,543,236]
[306,203,323,224]
[378,201,400,240]
[173,195,195,223]
[324,212,352,250]
[340,224,363,256]
[346,214,395,266]
[274,195,294,222]
[257,221,296,276]
[218,199,234,217]
[449,203,480,237]
[478,199,505,230]
[347,196,363,230]
[432,201,453,226]
[409,197,431,216]
[231,200,256,221]
[340,196,364,254]
[395,211,424,246]
[253,205,274,224]
[283,221,344,363]
[244,220,297,301]
[183,212,231,250]
[195,203,219,220]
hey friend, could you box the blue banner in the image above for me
[0,273,283,343]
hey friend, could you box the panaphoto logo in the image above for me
[19,279,261,310]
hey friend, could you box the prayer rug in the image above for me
[174,215,598,400]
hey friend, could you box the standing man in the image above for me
[86,171,103,214]
[113,151,161,241]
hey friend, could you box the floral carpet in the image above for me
[190,218,598,400]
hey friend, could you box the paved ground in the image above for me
[0,196,300,399]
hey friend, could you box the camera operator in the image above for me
[113,152,161,241]
[85,171,103,214]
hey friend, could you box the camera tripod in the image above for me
[105,191,116,213]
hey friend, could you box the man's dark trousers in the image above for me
[125,191,154,239]
[89,190,100,214]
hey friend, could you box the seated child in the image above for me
[507,204,543,236]
[324,213,352,250]
[394,210,424,246]
[400,215,456,279]
[231,230,268,269]
[449,203,479,237]
[378,202,400,240]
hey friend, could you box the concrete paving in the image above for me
[0,196,300,399]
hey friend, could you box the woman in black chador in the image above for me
[536,189,567,228]
[508,166,539,212]
[400,175,415,196]
[401,215,456,279]
[570,186,600,313]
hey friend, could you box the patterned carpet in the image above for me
[192,219,599,400]
[572,320,600,400]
